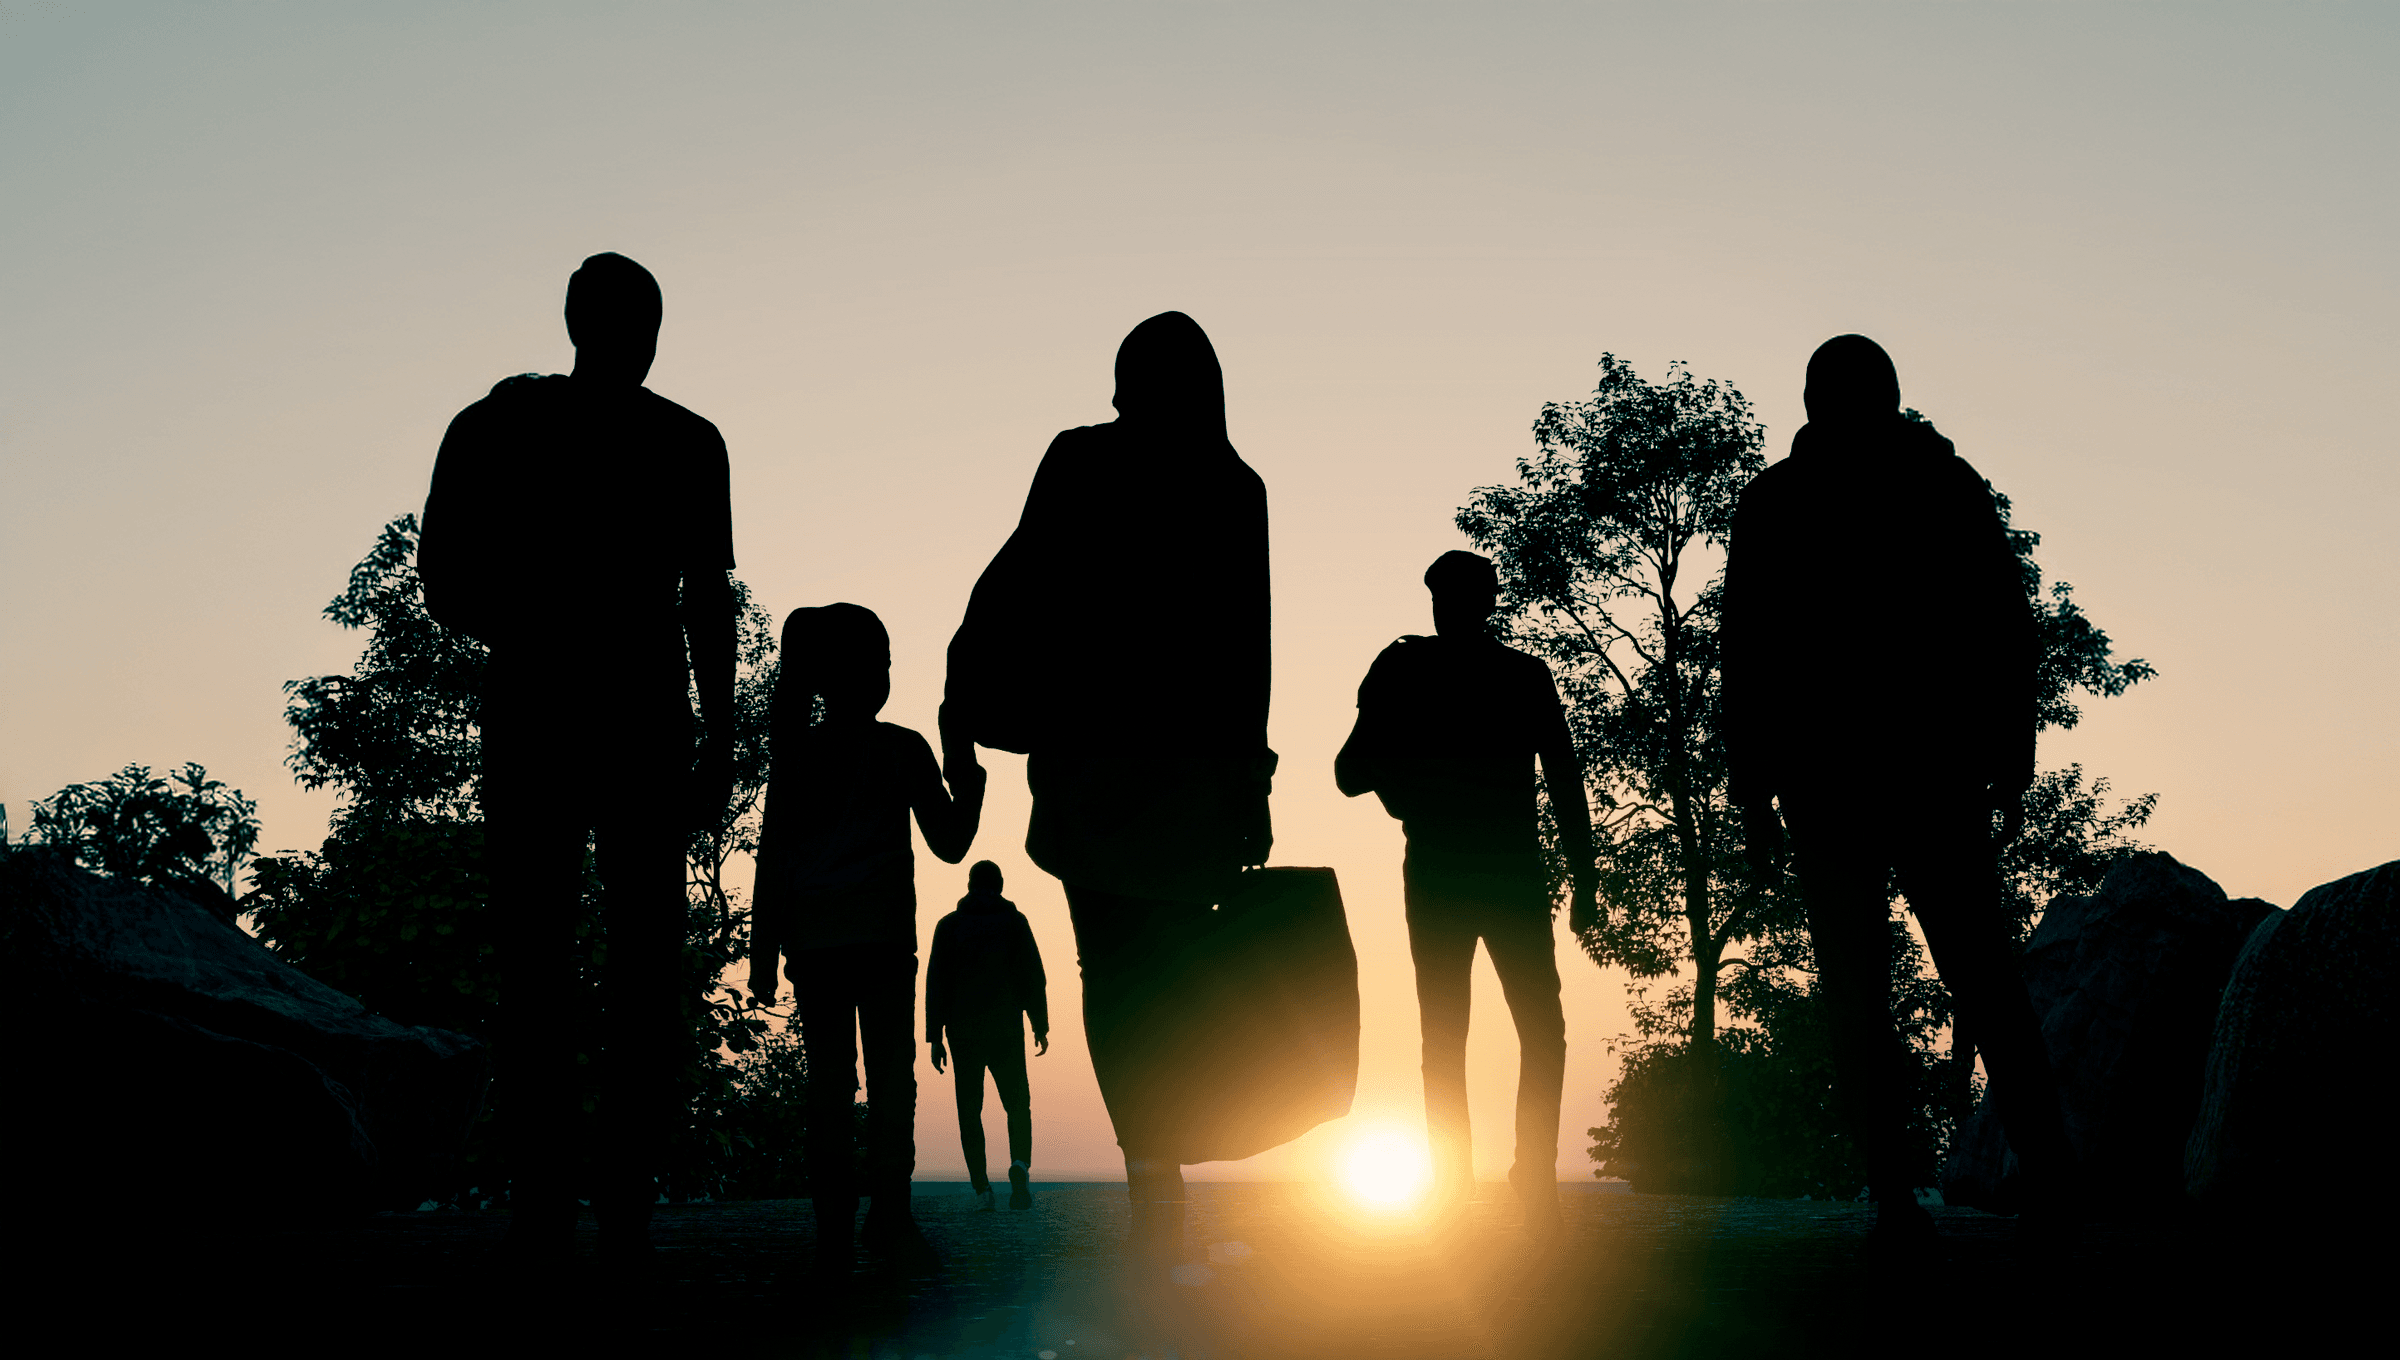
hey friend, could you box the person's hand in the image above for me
[1034,1031,1049,1057]
[690,735,736,833]
[1568,882,1601,938]
[929,1040,948,1074]
[1742,798,1784,883]
[947,755,987,800]
[750,962,778,1008]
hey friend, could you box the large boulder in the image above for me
[1942,852,2275,1213]
[2186,859,2398,1217]
[1,848,487,1215]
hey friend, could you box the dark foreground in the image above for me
[68,1182,2343,1357]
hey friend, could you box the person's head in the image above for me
[1802,334,1901,426]
[1111,311,1227,440]
[1425,550,1500,640]
[565,252,663,387]
[779,602,891,722]
[967,860,1003,895]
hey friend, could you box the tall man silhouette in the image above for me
[419,252,736,1265]
[1336,551,1597,1234]
[1722,334,2075,1245]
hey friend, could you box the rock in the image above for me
[2186,859,2398,1217]
[1940,851,2275,1213]
[1,847,487,1215]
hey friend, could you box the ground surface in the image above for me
[77,1182,2316,1357]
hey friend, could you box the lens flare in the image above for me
[1340,1126,1432,1210]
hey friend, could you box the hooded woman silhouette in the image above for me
[944,311,1275,1261]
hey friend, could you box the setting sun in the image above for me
[1339,1126,1433,1210]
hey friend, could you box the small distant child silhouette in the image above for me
[752,603,984,1273]
[926,860,1050,1211]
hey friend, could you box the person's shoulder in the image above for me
[1364,634,1435,680]
[448,372,561,426]
[636,389,727,446]
[876,721,938,757]
[1494,640,1556,681]
[1738,447,1811,507]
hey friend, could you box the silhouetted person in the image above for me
[1335,551,1596,1235]
[1722,334,2076,1247]
[751,603,984,1273]
[942,311,1273,1265]
[418,252,735,1267]
[926,859,1049,1211]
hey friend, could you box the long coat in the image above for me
[944,313,1273,904]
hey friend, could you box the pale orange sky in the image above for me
[4,5,2394,1181]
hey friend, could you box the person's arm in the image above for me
[749,847,782,1006]
[1017,912,1049,1055]
[908,730,985,864]
[1721,487,1785,882]
[684,426,739,831]
[1533,665,1600,934]
[925,915,951,1071]
[1333,703,1381,799]
[418,401,502,645]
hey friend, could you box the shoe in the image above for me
[1009,1164,1032,1211]
[973,1187,997,1212]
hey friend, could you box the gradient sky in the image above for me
[5,4,2394,1181]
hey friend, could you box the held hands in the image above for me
[930,1039,947,1074]
[1035,1031,1049,1057]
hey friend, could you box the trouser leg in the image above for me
[793,952,863,1204]
[1403,882,1481,1198]
[595,811,689,1236]
[1794,831,1918,1208]
[952,1038,991,1193]
[1062,886,1210,1162]
[1483,904,1567,1199]
[858,949,920,1201]
[1899,812,2074,1196]
[486,739,589,1231]
[1065,886,1200,1259]
[986,1031,1033,1171]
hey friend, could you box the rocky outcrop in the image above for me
[2186,859,2397,1217]
[1,848,487,1215]
[1942,852,2275,1213]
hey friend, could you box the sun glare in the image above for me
[1340,1126,1432,1210]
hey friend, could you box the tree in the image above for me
[244,512,783,1202]
[26,761,259,911]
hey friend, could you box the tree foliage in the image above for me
[27,761,259,908]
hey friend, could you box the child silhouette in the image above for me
[752,603,984,1272]
[927,860,1049,1210]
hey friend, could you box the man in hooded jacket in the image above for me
[1721,334,2076,1246]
